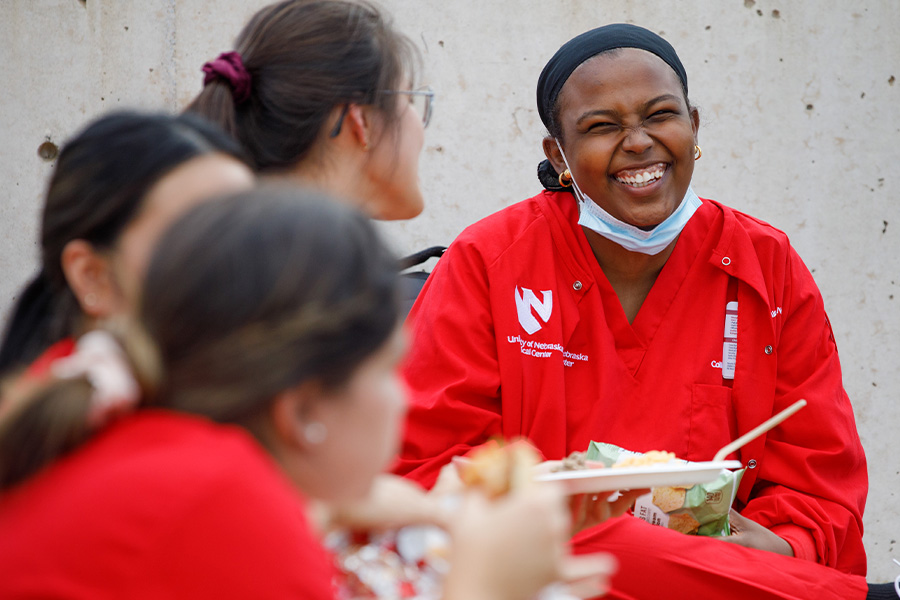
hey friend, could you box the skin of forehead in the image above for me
[558,48,689,121]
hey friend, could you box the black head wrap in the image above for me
[535,24,688,191]
[536,23,688,132]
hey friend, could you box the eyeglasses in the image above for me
[329,86,435,138]
[381,86,434,128]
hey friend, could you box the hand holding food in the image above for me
[454,438,540,498]
[445,484,616,600]
[445,440,619,599]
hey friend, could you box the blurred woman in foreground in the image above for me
[0,189,611,599]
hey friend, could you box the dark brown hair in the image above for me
[186,0,420,173]
[142,187,400,424]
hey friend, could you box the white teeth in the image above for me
[615,164,665,188]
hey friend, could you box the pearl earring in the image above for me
[303,422,328,445]
[83,292,98,307]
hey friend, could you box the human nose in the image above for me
[620,126,652,154]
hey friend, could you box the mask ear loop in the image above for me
[554,139,588,204]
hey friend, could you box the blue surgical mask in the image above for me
[555,139,701,256]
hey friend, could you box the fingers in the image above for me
[568,491,605,535]
[607,488,649,519]
[450,455,472,471]
[526,482,569,542]
[448,483,572,599]
[431,460,466,496]
[559,553,618,599]
[568,487,649,535]
[558,552,617,582]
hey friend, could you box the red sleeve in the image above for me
[146,463,335,599]
[740,248,867,575]
[393,239,503,488]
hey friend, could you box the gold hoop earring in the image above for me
[558,169,573,188]
[694,145,702,161]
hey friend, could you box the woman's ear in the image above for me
[690,106,700,140]
[60,239,122,319]
[343,104,374,152]
[542,136,567,174]
[270,381,328,452]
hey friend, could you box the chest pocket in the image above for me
[686,383,737,461]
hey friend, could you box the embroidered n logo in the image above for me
[515,287,553,334]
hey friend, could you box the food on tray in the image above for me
[549,450,594,472]
[587,441,744,537]
[612,450,676,468]
[666,513,701,535]
[457,439,540,498]
[651,486,688,513]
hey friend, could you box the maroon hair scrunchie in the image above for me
[202,51,252,105]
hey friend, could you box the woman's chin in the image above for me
[634,221,662,232]
[617,208,672,230]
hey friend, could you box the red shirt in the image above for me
[396,191,867,576]
[0,411,335,599]
[23,337,76,378]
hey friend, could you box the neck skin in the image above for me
[278,146,380,217]
[582,226,678,323]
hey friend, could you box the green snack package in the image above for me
[586,441,745,537]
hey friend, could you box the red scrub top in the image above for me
[0,411,335,599]
[395,190,867,578]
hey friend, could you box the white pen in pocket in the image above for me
[722,301,738,380]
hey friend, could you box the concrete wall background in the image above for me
[2,0,898,579]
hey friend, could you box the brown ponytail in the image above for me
[186,0,420,172]
[0,376,94,490]
[0,320,161,491]
[190,78,241,140]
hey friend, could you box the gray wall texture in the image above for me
[1,0,898,580]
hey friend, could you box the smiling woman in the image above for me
[395,23,870,600]
[548,50,699,229]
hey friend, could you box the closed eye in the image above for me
[587,121,617,131]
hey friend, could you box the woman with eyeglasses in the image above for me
[186,0,433,221]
